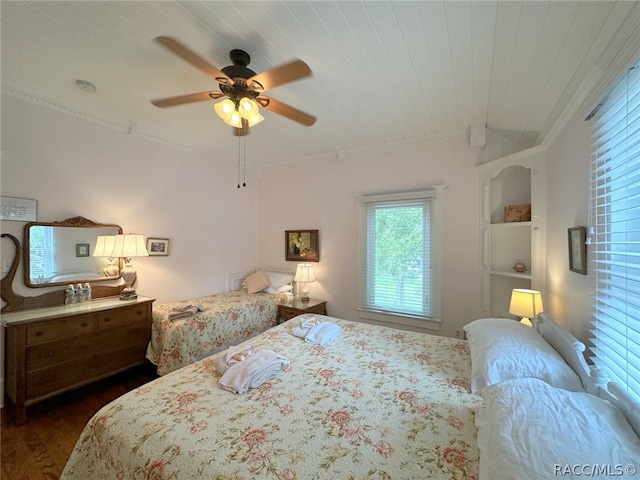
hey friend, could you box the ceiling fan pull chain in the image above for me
[237,136,241,189]
[243,136,247,187]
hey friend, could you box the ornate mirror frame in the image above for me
[23,216,123,288]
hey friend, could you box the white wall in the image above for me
[544,114,593,343]
[0,94,260,304]
[256,139,485,338]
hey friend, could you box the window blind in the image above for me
[590,59,640,400]
[28,225,55,280]
[357,189,438,320]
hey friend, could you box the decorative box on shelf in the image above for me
[504,204,531,223]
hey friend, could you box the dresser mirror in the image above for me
[23,216,123,288]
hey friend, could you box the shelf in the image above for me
[481,158,542,317]
[490,270,532,280]
[490,221,532,228]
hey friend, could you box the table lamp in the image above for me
[110,234,149,300]
[294,263,316,302]
[509,288,544,327]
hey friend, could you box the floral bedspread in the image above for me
[63,315,481,480]
[145,290,277,375]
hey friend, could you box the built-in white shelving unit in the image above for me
[480,147,546,317]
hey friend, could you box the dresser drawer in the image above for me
[26,314,97,345]
[26,321,149,372]
[97,304,149,329]
[305,304,327,315]
[26,343,148,400]
[280,306,303,320]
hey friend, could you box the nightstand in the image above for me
[276,298,327,324]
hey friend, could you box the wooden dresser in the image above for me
[2,296,154,424]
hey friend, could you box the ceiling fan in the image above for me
[150,36,316,135]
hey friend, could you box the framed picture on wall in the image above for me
[568,226,587,275]
[285,230,319,262]
[147,238,170,256]
[75,243,90,257]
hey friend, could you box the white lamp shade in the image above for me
[92,235,116,257]
[294,263,316,283]
[509,289,544,318]
[110,234,149,259]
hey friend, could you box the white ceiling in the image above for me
[2,1,639,169]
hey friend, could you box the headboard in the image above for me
[225,268,295,292]
[535,312,640,438]
[535,313,593,393]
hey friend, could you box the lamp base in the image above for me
[300,295,310,303]
[520,317,532,327]
[119,288,138,301]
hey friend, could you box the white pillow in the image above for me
[264,270,294,294]
[476,377,640,480]
[463,318,583,393]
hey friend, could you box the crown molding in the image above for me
[261,131,467,172]
[1,81,232,164]
[3,81,467,171]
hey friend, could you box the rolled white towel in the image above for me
[300,316,321,329]
[292,326,309,339]
[304,322,341,346]
[219,350,289,394]
[168,304,205,321]
[214,344,256,374]
[292,315,324,339]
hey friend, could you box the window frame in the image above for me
[355,186,444,331]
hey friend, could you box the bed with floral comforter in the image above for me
[63,315,481,480]
[146,290,277,375]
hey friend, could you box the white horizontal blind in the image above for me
[28,225,55,280]
[357,190,436,320]
[590,59,640,400]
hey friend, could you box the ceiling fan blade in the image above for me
[259,96,316,126]
[151,91,220,108]
[154,36,231,84]
[248,59,311,91]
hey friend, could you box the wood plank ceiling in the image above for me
[1,1,639,168]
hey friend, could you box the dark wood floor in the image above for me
[1,364,157,480]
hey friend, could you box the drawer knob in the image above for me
[81,322,89,327]
[35,330,44,336]
[103,317,111,322]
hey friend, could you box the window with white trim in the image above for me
[590,58,640,400]
[356,187,443,329]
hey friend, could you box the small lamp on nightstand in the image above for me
[110,234,149,300]
[509,288,544,327]
[294,263,315,302]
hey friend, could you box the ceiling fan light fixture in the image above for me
[224,109,243,128]
[214,98,236,121]
[246,112,264,127]
[238,97,259,120]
